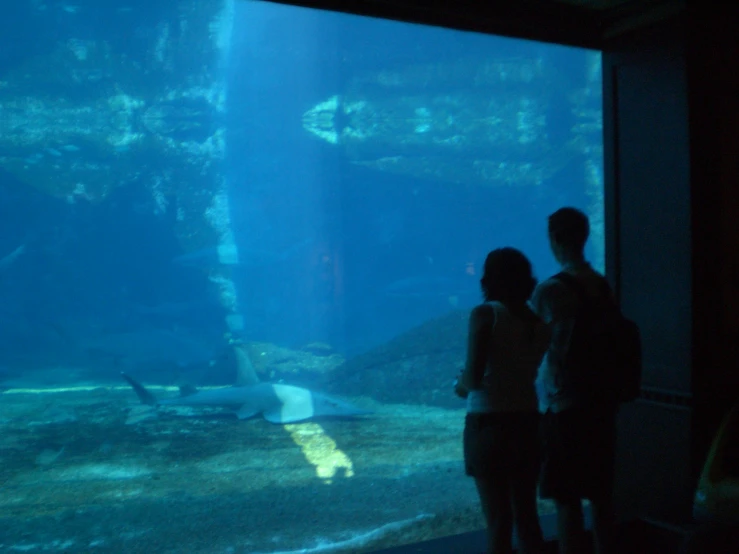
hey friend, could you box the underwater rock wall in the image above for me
[0,1,234,257]
[0,0,246,340]
[327,309,469,409]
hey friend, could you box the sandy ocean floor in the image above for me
[0,381,555,553]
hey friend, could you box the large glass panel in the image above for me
[0,0,603,552]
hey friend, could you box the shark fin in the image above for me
[233,344,260,386]
[121,372,158,406]
[178,384,198,397]
[236,405,259,420]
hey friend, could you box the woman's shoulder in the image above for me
[466,304,496,340]
[471,302,497,319]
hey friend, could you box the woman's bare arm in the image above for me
[455,304,494,398]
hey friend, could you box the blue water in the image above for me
[227,2,603,352]
[0,0,602,375]
[0,3,602,550]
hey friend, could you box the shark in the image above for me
[121,345,372,424]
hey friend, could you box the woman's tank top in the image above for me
[467,301,551,413]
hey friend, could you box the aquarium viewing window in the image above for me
[0,0,603,552]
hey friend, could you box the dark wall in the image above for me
[603,17,694,523]
[604,7,739,525]
[606,23,691,393]
[686,3,739,507]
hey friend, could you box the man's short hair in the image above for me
[548,207,590,252]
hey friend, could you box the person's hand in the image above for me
[453,377,469,399]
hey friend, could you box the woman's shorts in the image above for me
[463,411,541,480]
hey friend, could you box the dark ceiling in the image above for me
[265,0,686,49]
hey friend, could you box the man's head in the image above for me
[547,207,589,264]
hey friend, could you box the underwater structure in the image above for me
[0,0,246,340]
[302,54,605,268]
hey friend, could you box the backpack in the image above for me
[553,272,642,405]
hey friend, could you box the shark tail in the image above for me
[121,372,159,406]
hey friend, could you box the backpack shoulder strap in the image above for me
[554,272,612,305]
[596,275,614,298]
